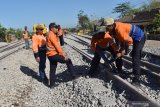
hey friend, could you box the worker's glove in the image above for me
[116,52,122,58]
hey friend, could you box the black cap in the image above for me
[49,23,58,30]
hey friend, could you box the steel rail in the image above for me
[77,34,160,61]
[0,42,24,53]
[70,35,160,79]
[65,42,160,107]
[0,43,24,60]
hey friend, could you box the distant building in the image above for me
[116,8,160,33]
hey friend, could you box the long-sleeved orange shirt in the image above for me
[91,32,118,52]
[32,34,46,53]
[114,22,133,46]
[23,31,29,40]
[46,31,64,56]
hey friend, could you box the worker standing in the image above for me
[88,31,119,77]
[23,26,29,49]
[57,25,64,46]
[101,18,145,84]
[63,29,68,36]
[32,25,48,83]
[46,23,75,88]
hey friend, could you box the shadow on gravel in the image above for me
[20,65,91,88]
[55,65,90,83]
[20,65,42,83]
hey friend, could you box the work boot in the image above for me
[49,82,59,89]
[39,71,48,83]
[43,76,49,85]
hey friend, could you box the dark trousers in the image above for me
[39,50,47,79]
[24,39,29,49]
[89,46,122,76]
[48,54,74,86]
[132,36,146,78]
[59,35,64,46]
[132,36,146,79]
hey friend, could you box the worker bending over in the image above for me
[88,31,119,77]
[101,18,145,84]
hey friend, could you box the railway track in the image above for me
[0,40,24,53]
[0,37,159,106]
[0,40,25,60]
[65,42,159,107]
[64,34,160,106]
[76,34,160,65]
[70,34,160,74]
[0,40,22,49]
[68,34,160,81]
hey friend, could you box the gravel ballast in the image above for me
[0,36,159,106]
[0,46,129,106]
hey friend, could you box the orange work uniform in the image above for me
[46,31,64,57]
[88,32,123,77]
[47,30,74,88]
[113,22,145,82]
[32,34,46,56]
[23,31,28,40]
[32,33,47,80]
[91,32,118,52]
[114,22,133,46]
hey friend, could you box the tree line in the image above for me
[73,0,160,35]
[0,24,24,42]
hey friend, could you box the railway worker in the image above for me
[23,26,29,49]
[88,31,120,77]
[32,24,48,83]
[101,18,145,83]
[57,25,65,46]
[63,29,68,36]
[46,23,75,88]
[42,24,48,37]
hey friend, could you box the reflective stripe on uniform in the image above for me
[46,34,56,51]
[47,46,56,51]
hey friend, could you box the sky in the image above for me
[0,0,147,31]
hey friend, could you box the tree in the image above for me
[77,10,90,33]
[5,28,23,42]
[152,14,160,33]
[15,28,23,39]
[140,0,160,11]
[0,24,6,42]
[112,2,132,18]
[128,8,141,15]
